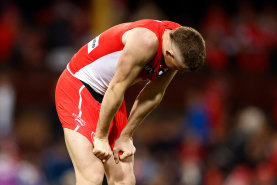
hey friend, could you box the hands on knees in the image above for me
[113,136,136,164]
[93,136,136,164]
[93,137,113,163]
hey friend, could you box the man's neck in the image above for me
[162,29,171,57]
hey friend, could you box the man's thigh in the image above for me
[104,155,135,185]
[64,128,105,184]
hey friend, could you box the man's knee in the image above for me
[75,171,104,185]
[112,173,136,185]
[122,174,136,185]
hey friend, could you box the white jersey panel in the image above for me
[72,51,122,95]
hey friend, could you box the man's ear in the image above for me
[166,49,174,59]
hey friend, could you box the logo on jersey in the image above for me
[156,65,169,78]
[88,35,100,53]
[144,65,155,74]
[72,113,86,126]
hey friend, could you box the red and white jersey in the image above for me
[67,19,181,95]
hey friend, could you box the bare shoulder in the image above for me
[122,28,158,51]
[119,28,159,63]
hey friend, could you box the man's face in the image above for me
[165,42,190,72]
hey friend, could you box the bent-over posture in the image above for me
[55,19,206,185]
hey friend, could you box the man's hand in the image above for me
[113,136,136,164]
[93,137,112,163]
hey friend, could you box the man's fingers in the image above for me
[92,149,102,158]
[113,149,120,164]
[93,149,104,157]
[93,149,112,162]
[106,152,112,161]
[119,151,133,161]
[101,153,111,163]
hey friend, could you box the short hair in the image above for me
[170,27,206,71]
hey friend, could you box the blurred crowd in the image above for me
[202,2,277,74]
[0,0,277,185]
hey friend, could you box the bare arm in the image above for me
[112,69,177,163]
[95,29,158,139]
[93,28,158,162]
[120,69,177,138]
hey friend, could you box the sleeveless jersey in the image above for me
[67,19,181,95]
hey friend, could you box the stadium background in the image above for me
[0,0,277,184]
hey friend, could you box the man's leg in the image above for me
[64,128,105,185]
[102,99,135,185]
[104,155,135,185]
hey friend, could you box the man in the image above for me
[55,19,205,185]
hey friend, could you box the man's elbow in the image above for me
[153,93,164,107]
[108,82,127,96]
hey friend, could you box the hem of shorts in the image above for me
[61,124,93,145]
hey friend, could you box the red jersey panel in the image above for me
[67,19,181,95]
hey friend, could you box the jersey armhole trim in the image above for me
[67,64,74,76]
